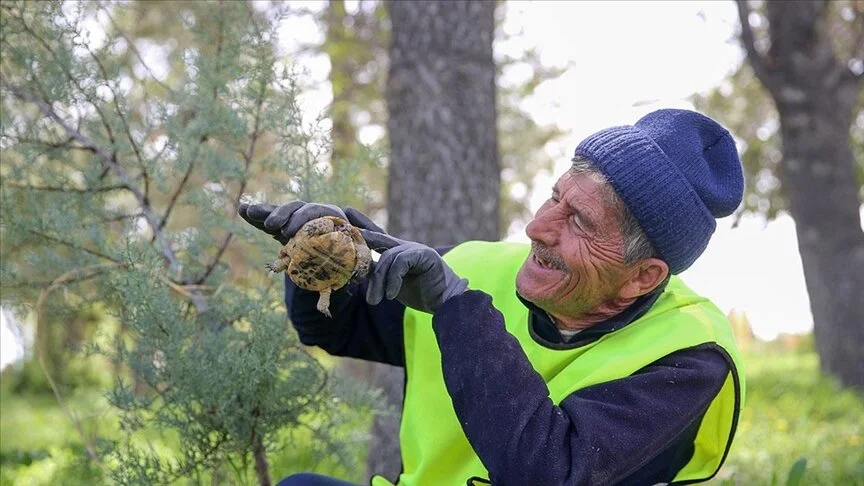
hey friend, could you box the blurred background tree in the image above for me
[0,0,374,483]
[695,0,864,390]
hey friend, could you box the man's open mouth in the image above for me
[533,252,559,270]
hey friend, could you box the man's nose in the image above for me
[525,208,559,247]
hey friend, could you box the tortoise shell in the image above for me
[266,216,371,317]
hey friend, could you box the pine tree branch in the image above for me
[188,5,269,286]
[27,229,123,263]
[156,5,227,247]
[157,151,197,232]
[192,234,232,285]
[8,10,118,149]
[23,230,200,308]
[81,41,150,197]
[6,182,126,193]
[191,83,265,286]
[3,82,180,270]
[734,0,780,93]
[99,5,176,97]
[63,5,152,202]
[7,136,96,153]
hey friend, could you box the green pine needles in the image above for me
[1,1,377,484]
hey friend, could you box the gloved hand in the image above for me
[344,209,469,314]
[238,201,347,244]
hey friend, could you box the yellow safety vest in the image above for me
[372,241,744,485]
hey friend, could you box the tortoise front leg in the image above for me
[265,258,289,273]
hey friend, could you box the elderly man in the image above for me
[240,109,745,486]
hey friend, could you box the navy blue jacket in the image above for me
[285,253,730,485]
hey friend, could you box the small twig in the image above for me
[34,264,122,468]
[7,136,95,153]
[6,182,126,193]
[157,151,197,231]
[26,229,201,303]
[99,6,176,96]
[37,354,106,467]
[27,229,123,263]
[193,234,233,285]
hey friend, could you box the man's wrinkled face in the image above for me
[516,170,633,319]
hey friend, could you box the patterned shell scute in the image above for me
[268,216,371,292]
[287,229,356,291]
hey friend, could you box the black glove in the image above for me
[238,201,347,244]
[347,213,468,315]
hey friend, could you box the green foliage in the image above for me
[0,0,378,483]
[4,345,860,485]
[0,383,373,485]
[784,458,807,486]
[710,346,864,485]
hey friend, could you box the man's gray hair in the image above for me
[570,156,658,265]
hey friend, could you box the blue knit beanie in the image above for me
[574,109,743,274]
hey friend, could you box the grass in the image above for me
[709,346,864,485]
[0,389,109,485]
[1,344,863,485]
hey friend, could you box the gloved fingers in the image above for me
[282,203,347,240]
[264,201,306,233]
[365,245,406,305]
[384,251,417,300]
[359,229,404,252]
[344,207,386,233]
[239,203,278,232]
[365,253,390,305]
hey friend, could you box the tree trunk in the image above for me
[365,0,499,480]
[777,104,864,389]
[386,0,500,245]
[737,0,864,389]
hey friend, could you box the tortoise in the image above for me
[266,216,371,317]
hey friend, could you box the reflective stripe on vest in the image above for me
[372,241,744,486]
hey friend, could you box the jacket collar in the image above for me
[517,281,667,349]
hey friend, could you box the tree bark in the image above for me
[779,106,864,389]
[365,0,499,480]
[386,0,500,245]
[737,0,864,389]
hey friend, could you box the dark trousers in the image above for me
[276,473,358,486]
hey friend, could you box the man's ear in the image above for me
[619,258,669,300]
